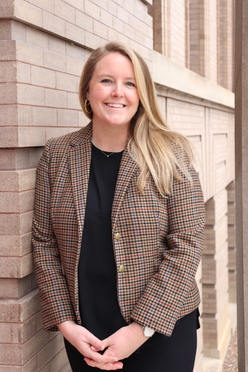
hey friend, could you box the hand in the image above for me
[84,322,148,369]
[58,321,120,367]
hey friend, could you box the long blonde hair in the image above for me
[79,42,193,196]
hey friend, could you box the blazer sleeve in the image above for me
[130,165,205,336]
[32,140,76,331]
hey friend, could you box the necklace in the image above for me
[100,150,115,158]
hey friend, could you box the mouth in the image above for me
[105,103,126,108]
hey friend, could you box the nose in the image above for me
[111,83,124,98]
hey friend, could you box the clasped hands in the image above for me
[58,321,148,370]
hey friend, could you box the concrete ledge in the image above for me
[152,51,235,109]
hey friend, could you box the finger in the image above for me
[83,350,118,364]
[84,358,123,370]
[85,332,105,351]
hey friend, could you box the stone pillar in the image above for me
[226,181,236,303]
[202,190,231,359]
[235,0,248,370]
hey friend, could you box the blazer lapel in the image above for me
[112,147,139,229]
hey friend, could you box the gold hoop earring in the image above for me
[85,99,92,114]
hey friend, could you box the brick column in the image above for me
[189,0,218,83]
[218,0,234,91]
[226,181,236,303]
[202,189,231,359]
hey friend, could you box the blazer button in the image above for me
[115,233,120,240]
[119,265,124,273]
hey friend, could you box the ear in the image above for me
[86,90,89,99]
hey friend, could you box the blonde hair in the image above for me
[79,42,193,196]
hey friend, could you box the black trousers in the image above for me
[64,309,199,372]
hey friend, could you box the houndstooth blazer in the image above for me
[32,122,205,337]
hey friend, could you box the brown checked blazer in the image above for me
[32,123,205,337]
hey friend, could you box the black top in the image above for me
[78,144,127,339]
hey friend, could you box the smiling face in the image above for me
[87,52,140,133]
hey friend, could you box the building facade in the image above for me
[0,0,234,370]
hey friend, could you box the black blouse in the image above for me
[78,144,127,340]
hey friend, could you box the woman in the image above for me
[32,42,205,371]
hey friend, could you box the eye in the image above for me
[101,79,112,83]
[126,81,136,87]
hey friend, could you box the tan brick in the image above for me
[0,299,21,323]
[0,171,18,191]
[16,40,43,66]
[44,49,66,72]
[37,333,64,370]
[0,257,22,277]
[0,83,17,104]
[31,66,56,88]
[0,192,19,213]
[0,278,18,299]
[0,20,12,40]
[107,0,118,16]
[11,20,26,41]
[49,347,70,372]
[56,71,77,92]
[33,107,57,126]
[43,10,66,37]
[0,322,22,343]
[66,22,84,45]
[19,169,36,191]
[101,8,113,27]
[45,88,67,108]
[20,211,33,235]
[48,34,66,54]
[108,27,118,41]
[93,20,108,39]
[58,109,78,126]
[0,61,16,83]
[15,0,43,28]
[0,344,23,365]
[0,40,16,61]
[0,235,20,256]
[78,111,89,127]
[17,62,31,84]
[23,329,50,364]
[84,0,101,20]
[28,0,55,13]
[29,147,44,168]
[66,55,84,76]
[20,190,35,213]
[112,16,124,33]
[18,127,46,147]
[0,0,14,18]
[20,289,40,323]
[64,0,84,11]
[17,105,32,126]
[76,10,93,32]
[22,313,38,343]
[0,127,18,147]
[68,92,81,109]
[0,105,18,126]
[55,0,76,23]
[17,84,44,106]
[25,26,49,49]
[45,127,70,141]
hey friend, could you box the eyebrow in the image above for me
[98,74,135,80]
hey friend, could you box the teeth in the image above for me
[107,104,124,108]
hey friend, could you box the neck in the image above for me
[92,123,129,152]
